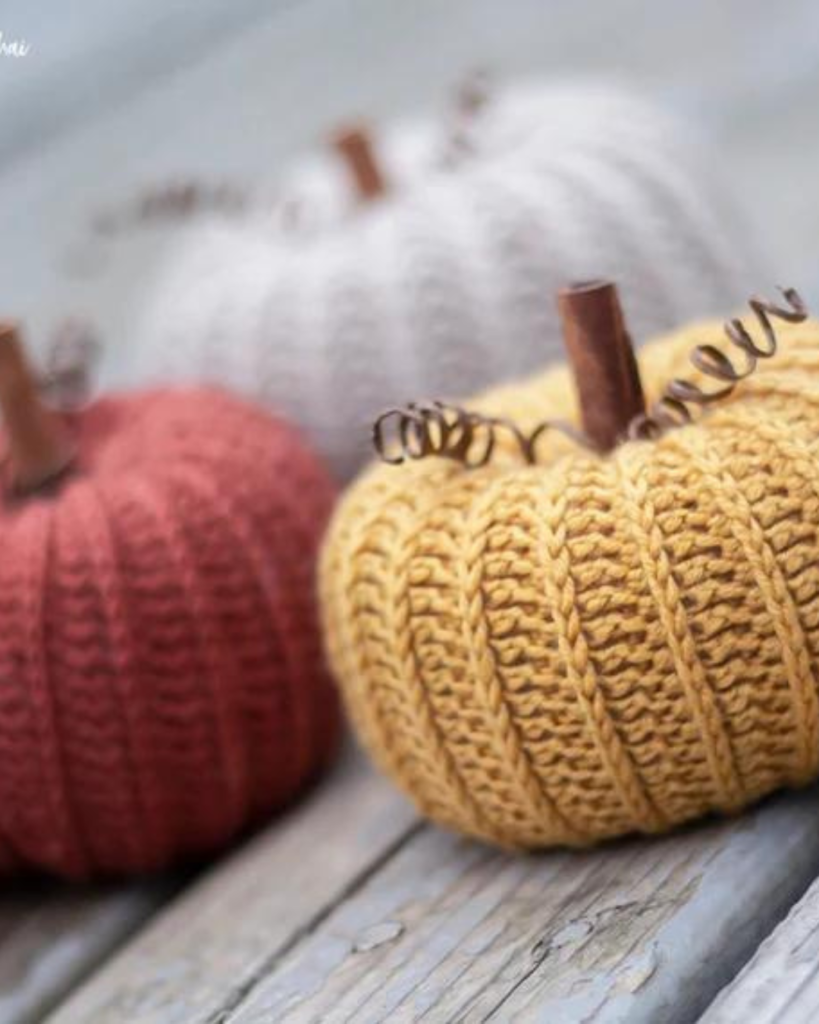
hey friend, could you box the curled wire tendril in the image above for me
[373,401,590,468]
[92,181,256,238]
[373,287,809,470]
[628,287,808,439]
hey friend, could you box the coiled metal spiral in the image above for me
[438,70,493,167]
[373,401,589,468]
[374,287,810,469]
[91,74,495,244]
[91,181,256,238]
[628,287,808,439]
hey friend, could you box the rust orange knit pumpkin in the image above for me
[0,356,339,878]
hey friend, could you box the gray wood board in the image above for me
[223,788,819,1023]
[42,751,819,1024]
[0,879,170,1024]
[700,871,819,1024]
[45,745,419,1024]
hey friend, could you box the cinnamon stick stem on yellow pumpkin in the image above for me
[557,280,646,452]
[333,125,387,201]
[0,322,73,496]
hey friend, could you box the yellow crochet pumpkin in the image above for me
[320,298,819,848]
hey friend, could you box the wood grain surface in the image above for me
[46,746,419,1024]
[700,873,819,1024]
[0,879,170,1024]
[45,750,819,1024]
[226,791,819,1024]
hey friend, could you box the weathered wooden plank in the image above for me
[45,744,418,1024]
[0,879,170,1024]
[700,871,819,1024]
[218,789,819,1023]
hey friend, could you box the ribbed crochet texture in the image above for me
[321,317,819,848]
[0,387,339,878]
[126,81,764,480]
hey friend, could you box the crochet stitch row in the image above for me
[0,389,338,877]
[321,318,819,847]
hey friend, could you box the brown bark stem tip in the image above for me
[0,322,74,496]
[332,124,387,201]
[557,280,646,452]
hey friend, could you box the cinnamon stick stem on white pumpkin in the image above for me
[558,280,646,452]
[333,125,387,201]
[0,322,73,496]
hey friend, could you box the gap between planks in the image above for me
[41,744,819,1024]
[700,869,819,1024]
[44,742,420,1024]
[0,877,171,1024]
[213,818,425,1024]
[220,788,819,1024]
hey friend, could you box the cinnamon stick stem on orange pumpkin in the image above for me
[557,280,646,452]
[333,125,387,201]
[0,322,73,496]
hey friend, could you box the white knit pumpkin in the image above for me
[126,80,764,479]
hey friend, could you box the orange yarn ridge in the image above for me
[321,317,819,847]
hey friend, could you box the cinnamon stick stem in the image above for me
[0,322,73,496]
[333,125,387,201]
[557,280,645,452]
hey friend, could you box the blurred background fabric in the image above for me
[0,0,816,368]
[123,81,760,478]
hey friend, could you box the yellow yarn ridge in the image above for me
[320,317,819,847]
